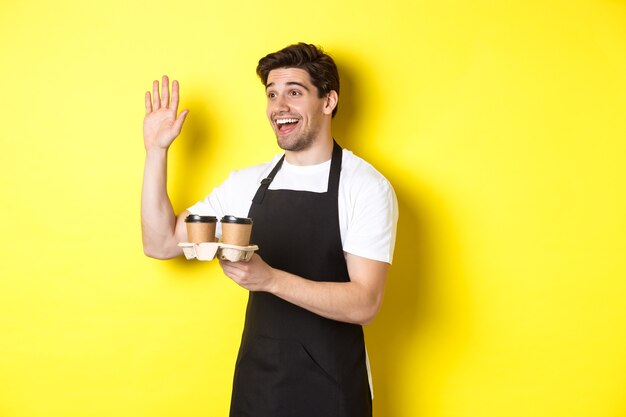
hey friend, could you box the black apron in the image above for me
[229,142,372,417]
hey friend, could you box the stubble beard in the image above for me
[276,125,320,152]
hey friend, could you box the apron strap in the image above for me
[251,140,343,205]
[327,140,343,199]
[252,154,285,204]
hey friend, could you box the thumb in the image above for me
[172,109,189,136]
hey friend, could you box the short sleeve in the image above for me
[186,160,277,236]
[341,160,398,264]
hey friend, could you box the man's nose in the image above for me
[274,94,289,112]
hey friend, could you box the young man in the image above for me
[141,43,398,416]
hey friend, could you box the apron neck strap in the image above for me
[252,140,343,205]
[327,140,343,199]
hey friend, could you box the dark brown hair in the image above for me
[257,43,340,117]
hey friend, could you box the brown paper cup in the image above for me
[185,215,217,243]
[220,216,253,246]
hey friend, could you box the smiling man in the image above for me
[266,67,334,155]
[141,43,398,417]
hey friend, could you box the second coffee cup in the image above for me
[185,215,217,243]
[220,216,253,247]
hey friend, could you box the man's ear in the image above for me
[322,90,338,116]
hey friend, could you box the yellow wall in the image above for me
[1,0,625,416]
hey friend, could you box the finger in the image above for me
[161,75,170,108]
[219,261,240,279]
[170,80,180,114]
[219,259,240,274]
[145,91,152,114]
[220,258,244,268]
[152,80,161,109]
[171,109,189,136]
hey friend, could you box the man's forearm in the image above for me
[221,254,388,325]
[141,149,181,259]
[268,271,383,325]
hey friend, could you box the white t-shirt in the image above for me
[188,149,398,264]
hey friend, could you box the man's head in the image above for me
[257,43,340,118]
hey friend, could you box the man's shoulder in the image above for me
[225,153,284,184]
[341,149,393,188]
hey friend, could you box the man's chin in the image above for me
[277,137,298,152]
[276,133,315,152]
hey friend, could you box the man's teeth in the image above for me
[276,118,299,125]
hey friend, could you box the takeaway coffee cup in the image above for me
[220,216,253,247]
[184,215,217,243]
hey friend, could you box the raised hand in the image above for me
[143,75,189,151]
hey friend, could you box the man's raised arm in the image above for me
[141,75,190,259]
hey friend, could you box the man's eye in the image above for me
[267,92,276,98]
[290,90,301,96]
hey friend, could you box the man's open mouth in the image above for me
[275,118,300,133]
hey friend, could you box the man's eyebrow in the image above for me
[287,81,309,91]
[265,81,310,91]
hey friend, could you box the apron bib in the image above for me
[229,142,372,417]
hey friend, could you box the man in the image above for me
[141,43,398,416]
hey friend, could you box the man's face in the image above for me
[265,67,329,152]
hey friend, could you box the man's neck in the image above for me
[284,136,334,166]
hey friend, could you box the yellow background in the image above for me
[1,0,625,416]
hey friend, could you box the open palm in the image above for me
[143,75,189,151]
